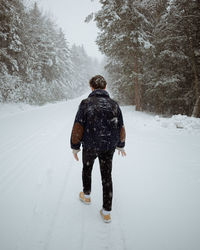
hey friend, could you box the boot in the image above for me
[79,192,91,205]
[100,209,111,223]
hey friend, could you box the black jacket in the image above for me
[70,89,126,151]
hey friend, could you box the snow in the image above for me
[155,114,200,131]
[0,103,39,119]
[0,97,200,250]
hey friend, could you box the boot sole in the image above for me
[79,197,91,205]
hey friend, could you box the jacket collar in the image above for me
[89,89,110,98]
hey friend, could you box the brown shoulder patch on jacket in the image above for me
[120,126,126,142]
[71,122,84,144]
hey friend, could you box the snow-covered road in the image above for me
[0,97,200,250]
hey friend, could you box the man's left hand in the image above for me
[72,149,81,161]
[117,147,126,157]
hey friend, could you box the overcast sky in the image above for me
[38,0,103,60]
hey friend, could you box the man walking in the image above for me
[70,75,126,223]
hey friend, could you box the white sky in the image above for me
[38,0,103,60]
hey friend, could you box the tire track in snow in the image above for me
[0,100,81,250]
[0,139,45,194]
[96,213,127,250]
[0,102,70,158]
[0,124,46,158]
[80,205,85,250]
[43,157,74,250]
[0,123,66,194]
[114,207,127,250]
[0,112,69,194]
[22,120,73,250]
[97,220,112,250]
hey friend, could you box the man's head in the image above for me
[89,75,107,90]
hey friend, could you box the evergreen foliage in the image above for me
[95,0,200,116]
[70,44,95,97]
[0,0,96,105]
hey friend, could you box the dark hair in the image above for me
[89,75,107,89]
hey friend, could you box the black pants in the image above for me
[82,149,115,211]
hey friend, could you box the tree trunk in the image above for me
[188,37,200,117]
[192,95,200,117]
[134,58,141,111]
[183,6,200,117]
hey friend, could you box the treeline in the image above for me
[94,0,200,117]
[0,0,98,105]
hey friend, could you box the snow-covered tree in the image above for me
[170,0,200,117]
[142,0,200,116]
[18,2,73,104]
[70,44,100,97]
[95,0,150,108]
[0,0,111,105]
[94,0,200,116]
[0,0,24,74]
[0,0,25,102]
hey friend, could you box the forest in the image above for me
[0,0,200,117]
[0,0,101,104]
[94,0,200,117]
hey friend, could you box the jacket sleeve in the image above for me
[70,101,85,150]
[117,107,126,148]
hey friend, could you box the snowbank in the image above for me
[155,114,200,131]
[0,103,38,119]
[0,101,68,119]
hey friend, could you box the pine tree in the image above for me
[70,44,98,97]
[171,0,200,117]
[95,0,149,108]
[0,0,25,102]
[22,2,71,103]
[142,0,200,116]
[94,0,200,116]
[0,0,102,104]
[0,0,24,74]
